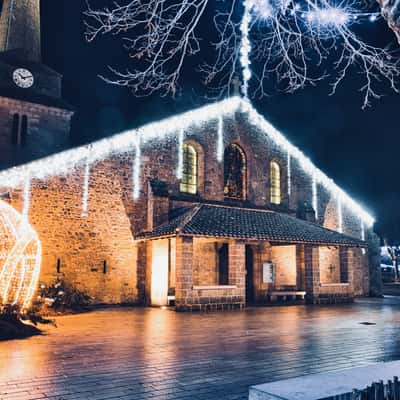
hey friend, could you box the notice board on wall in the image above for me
[262,262,274,284]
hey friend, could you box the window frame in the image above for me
[179,143,198,195]
[223,143,247,201]
[270,160,281,205]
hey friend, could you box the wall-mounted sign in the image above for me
[262,262,274,284]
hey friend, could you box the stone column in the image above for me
[296,245,305,291]
[228,240,246,305]
[304,245,320,304]
[175,236,194,311]
[340,247,355,292]
[136,241,148,305]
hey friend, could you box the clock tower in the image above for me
[0,0,74,169]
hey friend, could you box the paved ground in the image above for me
[1,298,400,400]
[383,282,400,296]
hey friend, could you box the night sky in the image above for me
[41,1,400,243]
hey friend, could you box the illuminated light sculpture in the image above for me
[0,200,41,309]
[0,96,374,231]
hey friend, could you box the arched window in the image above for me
[270,161,281,204]
[224,143,246,200]
[180,143,197,194]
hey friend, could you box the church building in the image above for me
[0,1,378,311]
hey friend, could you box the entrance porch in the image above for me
[135,204,366,310]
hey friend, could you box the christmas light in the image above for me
[177,129,184,179]
[81,160,90,217]
[338,197,343,233]
[0,200,41,309]
[312,174,318,220]
[85,0,400,108]
[217,116,224,162]
[22,175,31,220]
[240,0,253,99]
[307,7,349,27]
[287,153,291,198]
[133,136,141,200]
[0,97,374,231]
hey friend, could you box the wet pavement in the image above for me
[1,298,400,400]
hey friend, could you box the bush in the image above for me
[38,279,92,312]
[0,304,53,341]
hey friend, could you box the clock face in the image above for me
[13,68,34,89]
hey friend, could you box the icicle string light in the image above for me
[0,97,373,227]
[361,221,365,241]
[312,174,318,220]
[22,175,31,221]
[133,136,141,200]
[0,200,41,309]
[217,116,224,162]
[177,129,184,179]
[240,0,253,99]
[81,160,90,217]
[287,153,291,198]
[338,197,343,233]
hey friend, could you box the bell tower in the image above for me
[0,0,41,62]
[0,0,74,170]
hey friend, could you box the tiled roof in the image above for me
[136,204,366,247]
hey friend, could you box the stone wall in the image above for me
[0,97,73,169]
[0,111,373,305]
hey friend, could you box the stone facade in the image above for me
[0,103,376,310]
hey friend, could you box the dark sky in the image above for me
[41,1,400,243]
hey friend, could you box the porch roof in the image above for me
[135,204,366,247]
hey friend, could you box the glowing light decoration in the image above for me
[22,176,31,220]
[287,153,291,198]
[240,0,253,99]
[252,0,273,20]
[0,97,374,230]
[82,160,90,217]
[133,135,141,200]
[338,197,343,233]
[177,129,184,179]
[306,7,349,27]
[312,174,318,220]
[0,200,41,309]
[85,0,400,108]
[361,221,365,240]
[217,116,224,162]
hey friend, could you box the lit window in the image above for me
[180,144,197,194]
[270,161,281,204]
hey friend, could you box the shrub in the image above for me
[38,279,92,312]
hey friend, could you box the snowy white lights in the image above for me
[0,199,41,309]
[306,7,349,26]
[81,160,90,217]
[0,97,374,230]
[85,0,399,108]
[240,0,253,99]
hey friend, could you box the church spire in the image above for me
[0,0,41,62]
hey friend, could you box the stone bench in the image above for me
[269,291,306,302]
[249,360,400,400]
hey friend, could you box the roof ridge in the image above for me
[202,203,274,214]
[176,204,203,233]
